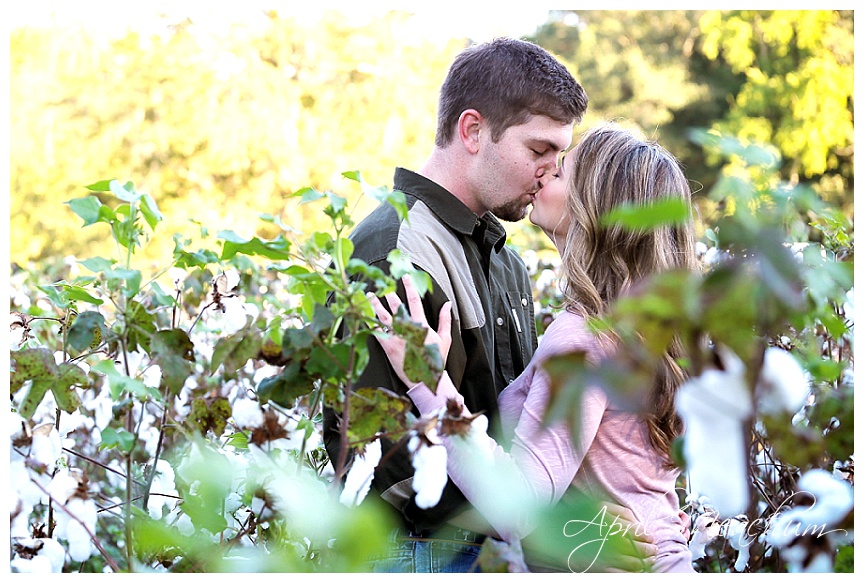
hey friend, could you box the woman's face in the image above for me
[529,149,574,247]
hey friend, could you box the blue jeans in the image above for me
[367,528,484,573]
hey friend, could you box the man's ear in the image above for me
[457,109,484,155]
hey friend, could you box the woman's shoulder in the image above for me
[537,309,598,356]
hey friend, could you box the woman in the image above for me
[371,122,699,572]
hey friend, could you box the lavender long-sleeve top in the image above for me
[407,310,694,572]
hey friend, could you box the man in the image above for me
[323,37,588,572]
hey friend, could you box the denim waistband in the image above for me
[393,524,487,546]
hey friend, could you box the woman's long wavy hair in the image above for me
[559,122,699,464]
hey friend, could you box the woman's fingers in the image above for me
[438,301,452,342]
[368,293,393,330]
[384,291,401,316]
[402,275,427,325]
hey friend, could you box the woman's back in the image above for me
[498,310,693,572]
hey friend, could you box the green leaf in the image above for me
[188,396,232,436]
[389,305,443,391]
[387,249,432,297]
[79,256,115,273]
[218,230,292,261]
[210,327,261,377]
[151,329,195,395]
[85,179,116,192]
[54,364,87,412]
[104,268,142,298]
[109,179,140,202]
[327,192,348,214]
[67,311,107,352]
[150,281,179,308]
[600,196,691,230]
[124,300,156,353]
[293,186,327,204]
[343,171,409,222]
[61,283,104,306]
[343,386,412,445]
[140,192,164,230]
[65,196,106,227]
[11,349,88,418]
[100,426,136,453]
[91,359,150,400]
[177,439,233,534]
[257,362,317,407]
[306,343,352,384]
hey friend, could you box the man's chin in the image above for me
[492,205,530,223]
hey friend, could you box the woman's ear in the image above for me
[457,109,484,155]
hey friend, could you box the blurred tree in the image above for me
[530,10,853,219]
[11,10,462,265]
[697,10,854,214]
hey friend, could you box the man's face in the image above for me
[473,115,574,222]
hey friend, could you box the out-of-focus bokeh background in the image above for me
[9,5,854,266]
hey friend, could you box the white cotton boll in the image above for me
[11,555,55,574]
[411,439,448,510]
[47,468,80,506]
[10,460,49,535]
[282,417,316,451]
[232,398,264,428]
[522,249,539,275]
[174,511,195,537]
[10,325,26,348]
[142,364,163,389]
[54,497,97,562]
[340,439,382,508]
[14,537,67,573]
[703,247,722,264]
[676,346,752,518]
[766,469,853,553]
[725,517,752,572]
[147,459,178,520]
[220,296,251,334]
[224,491,243,516]
[688,512,721,560]
[796,469,853,526]
[83,388,114,431]
[30,424,63,469]
[800,552,834,573]
[214,269,241,296]
[57,410,89,443]
[757,347,810,415]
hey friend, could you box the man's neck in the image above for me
[418,148,483,216]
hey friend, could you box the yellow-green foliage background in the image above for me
[10,9,854,267]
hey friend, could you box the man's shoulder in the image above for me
[350,203,403,263]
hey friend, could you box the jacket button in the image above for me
[521,297,528,306]
[496,317,504,326]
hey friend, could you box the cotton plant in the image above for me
[677,344,812,519]
[765,469,854,573]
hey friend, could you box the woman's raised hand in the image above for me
[368,275,453,388]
